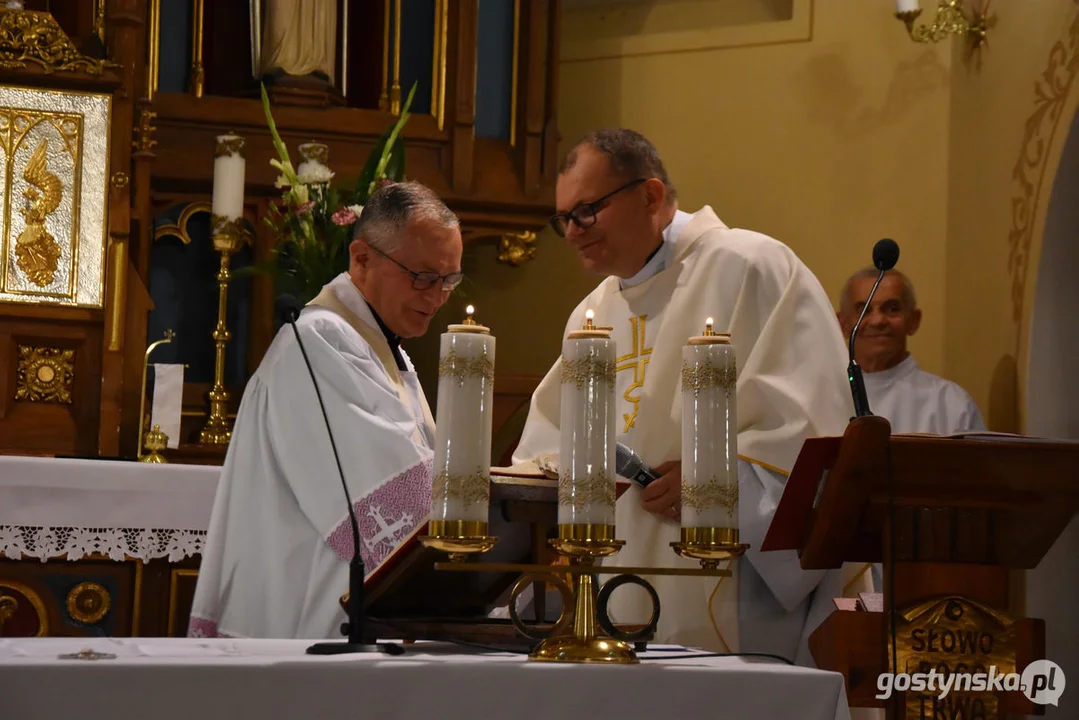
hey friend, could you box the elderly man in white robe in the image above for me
[513,128,871,667]
[189,181,462,639]
[838,268,985,435]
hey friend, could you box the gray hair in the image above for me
[840,267,918,312]
[352,180,459,253]
[561,128,678,204]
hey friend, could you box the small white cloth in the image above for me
[151,363,185,448]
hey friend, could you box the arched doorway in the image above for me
[1023,104,1079,715]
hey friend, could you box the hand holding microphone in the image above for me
[616,442,682,521]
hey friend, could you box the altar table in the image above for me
[0,638,852,720]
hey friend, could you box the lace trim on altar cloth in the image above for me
[0,525,206,562]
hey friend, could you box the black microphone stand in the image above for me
[846,268,888,419]
[278,302,403,656]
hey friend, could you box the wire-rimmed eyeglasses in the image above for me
[548,178,646,237]
[367,242,463,292]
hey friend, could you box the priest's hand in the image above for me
[639,461,681,522]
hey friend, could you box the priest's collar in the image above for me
[863,353,918,385]
[328,273,408,371]
[619,208,694,290]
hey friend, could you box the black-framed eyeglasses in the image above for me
[548,178,647,237]
[367,242,464,291]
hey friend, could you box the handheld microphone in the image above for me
[846,239,900,418]
[615,442,660,488]
[275,294,403,656]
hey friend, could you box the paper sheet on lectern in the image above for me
[151,363,184,448]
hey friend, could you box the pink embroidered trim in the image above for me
[187,615,235,639]
[325,458,432,573]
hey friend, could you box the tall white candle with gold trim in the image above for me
[558,310,617,534]
[428,305,496,537]
[211,132,245,235]
[681,318,738,532]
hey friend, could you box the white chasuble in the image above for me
[514,207,873,664]
[189,273,435,639]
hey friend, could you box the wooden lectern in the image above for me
[762,416,1079,718]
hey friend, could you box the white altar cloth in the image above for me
[0,638,851,720]
[0,456,219,562]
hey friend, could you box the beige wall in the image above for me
[559,0,953,376]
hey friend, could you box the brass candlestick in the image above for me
[199,223,247,445]
[138,329,175,462]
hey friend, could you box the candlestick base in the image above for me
[419,519,497,562]
[671,527,748,569]
[529,635,638,665]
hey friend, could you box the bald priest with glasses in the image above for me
[513,129,872,666]
[190,181,464,639]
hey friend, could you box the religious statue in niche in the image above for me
[254,0,341,105]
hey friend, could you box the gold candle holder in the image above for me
[138,329,175,461]
[419,305,499,562]
[199,224,246,445]
[671,317,748,568]
[141,425,169,463]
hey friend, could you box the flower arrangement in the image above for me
[253,81,417,303]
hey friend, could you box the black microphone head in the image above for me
[873,238,900,271]
[275,293,303,325]
[615,442,641,476]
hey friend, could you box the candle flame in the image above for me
[466,305,475,315]
[586,309,594,320]
[706,317,714,326]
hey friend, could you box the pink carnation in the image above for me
[331,207,357,226]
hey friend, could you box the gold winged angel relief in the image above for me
[15,138,63,287]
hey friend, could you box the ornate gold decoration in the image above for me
[671,527,747,567]
[681,360,737,396]
[214,135,245,159]
[110,172,129,189]
[892,596,1016,719]
[1008,7,1079,331]
[558,472,617,511]
[0,594,17,631]
[681,476,738,517]
[66,581,111,625]
[0,581,48,635]
[210,215,247,245]
[438,349,494,386]
[189,0,205,97]
[560,353,616,390]
[616,315,652,432]
[140,424,169,463]
[15,138,63,287]
[0,9,118,75]
[895,0,993,49]
[155,202,211,245]
[15,345,75,404]
[498,230,537,266]
[132,107,157,153]
[431,470,490,507]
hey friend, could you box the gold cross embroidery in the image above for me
[615,315,652,433]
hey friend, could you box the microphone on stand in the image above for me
[275,294,403,656]
[846,239,900,418]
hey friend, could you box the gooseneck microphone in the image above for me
[275,294,403,656]
[615,443,659,488]
[846,239,900,418]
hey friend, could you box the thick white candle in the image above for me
[896,0,919,14]
[429,308,495,532]
[211,133,245,233]
[681,321,738,530]
[558,311,617,529]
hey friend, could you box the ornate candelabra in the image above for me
[894,0,992,49]
[422,310,746,665]
[200,132,247,446]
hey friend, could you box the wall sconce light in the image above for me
[895,0,993,50]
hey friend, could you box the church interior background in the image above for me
[0,0,1077,710]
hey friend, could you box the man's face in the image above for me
[838,273,921,372]
[554,146,658,278]
[350,217,463,338]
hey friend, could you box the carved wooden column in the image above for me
[447,0,477,193]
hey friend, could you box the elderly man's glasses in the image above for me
[367,242,463,291]
[548,178,646,237]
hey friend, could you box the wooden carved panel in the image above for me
[14,345,75,404]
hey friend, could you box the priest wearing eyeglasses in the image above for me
[190,181,463,639]
[513,129,873,666]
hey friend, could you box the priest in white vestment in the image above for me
[513,129,872,666]
[838,267,985,435]
[189,182,463,639]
